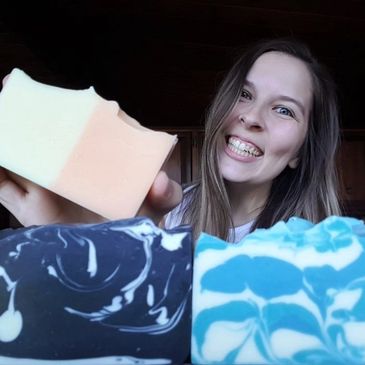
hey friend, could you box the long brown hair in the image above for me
[180,38,342,241]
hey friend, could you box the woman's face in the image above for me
[218,51,312,188]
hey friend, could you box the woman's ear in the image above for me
[288,157,299,169]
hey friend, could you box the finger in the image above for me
[148,171,182,210]
[138,171,182,224]
[0,167,26,215]
[5,170,38,192]
[2,74,10,87]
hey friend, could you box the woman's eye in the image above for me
[240,90,251,100]
[275,106,295,118]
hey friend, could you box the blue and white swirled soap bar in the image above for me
[0,217,192,365]
[192,216,365,365]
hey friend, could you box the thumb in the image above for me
[0,167,26,216]
[138,171,182,225]
[2,74,10,87]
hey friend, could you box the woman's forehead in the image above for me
[244,51,313,106]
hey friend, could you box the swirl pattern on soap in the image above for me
[0,218,192,364]
[192,216,365,365]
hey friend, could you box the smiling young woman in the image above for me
[165,38,342,242]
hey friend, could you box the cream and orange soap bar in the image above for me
[0,68,177,219]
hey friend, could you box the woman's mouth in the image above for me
[226,136,263,157]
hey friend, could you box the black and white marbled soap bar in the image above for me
[0,217,192,364]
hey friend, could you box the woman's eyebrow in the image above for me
[243,80,255,89]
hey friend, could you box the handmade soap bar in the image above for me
[0,217,192,364]
[0,69,177,219]
[192,216,365,365]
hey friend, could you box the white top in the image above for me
[229,221,254,243]
[164,196,253,243]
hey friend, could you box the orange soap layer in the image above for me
[51,101,175,220]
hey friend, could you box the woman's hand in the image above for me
[0,167,182,227]
[139,170,183,225]
[0,167,104,225]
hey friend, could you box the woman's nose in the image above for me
[239,111,263,130]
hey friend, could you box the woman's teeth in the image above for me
[227,137,262,157]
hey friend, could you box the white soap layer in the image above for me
[0,69,101,186]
